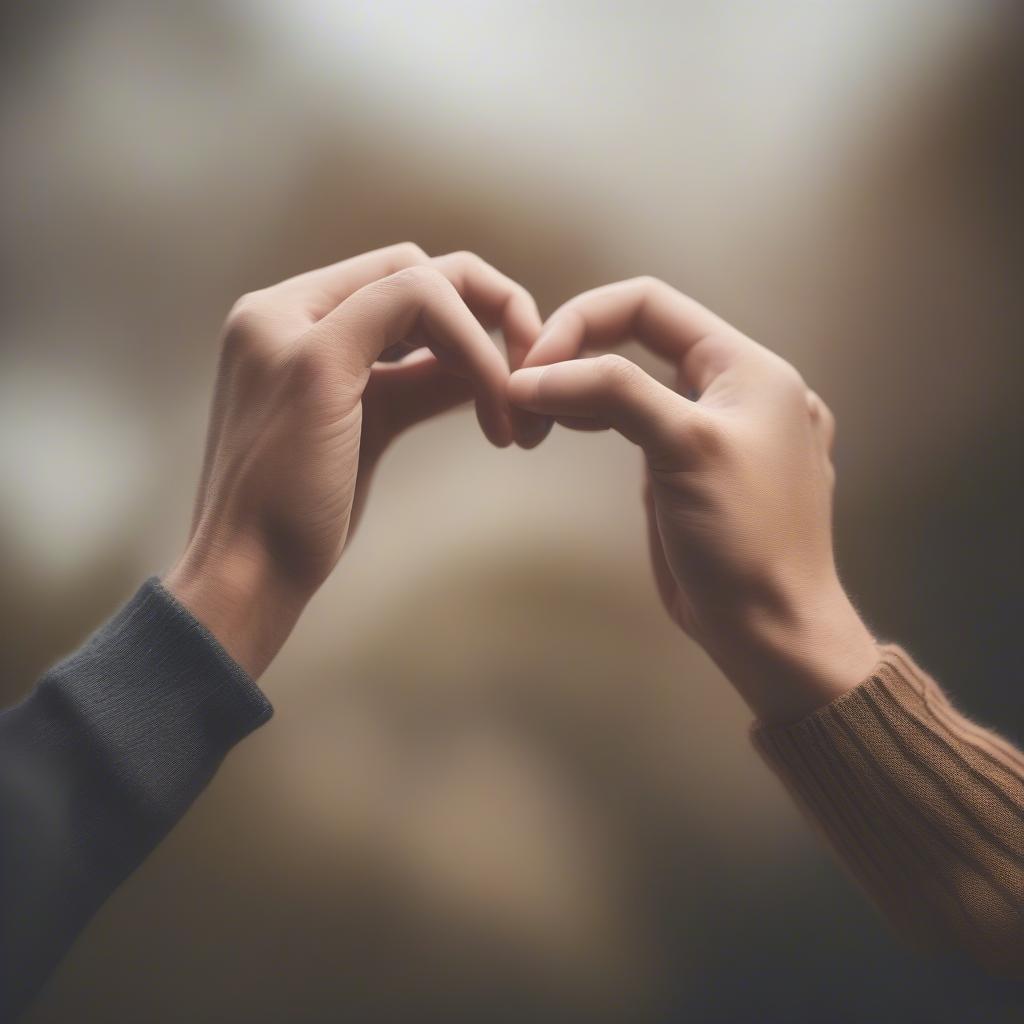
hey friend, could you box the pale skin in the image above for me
[166,252,878,725]
[165,244,542,678]
[508,277,879,723]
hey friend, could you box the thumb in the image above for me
[508,354,694,462]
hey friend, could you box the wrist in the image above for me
[706,576,880,726]
[163,536,311,679]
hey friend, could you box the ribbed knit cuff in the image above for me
[30,577,273,825]
[752,646,1024,973]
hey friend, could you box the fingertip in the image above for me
[511,408,553,449]
[476,399,514,449]
[491,414,515,449]
[507,365,546,407]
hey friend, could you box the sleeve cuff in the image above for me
[31,577,273,825]
[750,645,1024,972]
[751,645,938,752]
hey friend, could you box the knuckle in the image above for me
[448,249,482,269]
[594,352,639,392]
[510,277,533,303]
[632,274,668,297]
[222,291,273,356]
[387,241,427,269]
[225,290,265,327]
[685,410,726,459]
[440,250,504,292]
[387,263,446,294]
[287,340,333,387]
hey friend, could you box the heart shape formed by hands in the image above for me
[167,243,878,727]
[10,242,1013,1024]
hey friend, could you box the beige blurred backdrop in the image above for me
[1,2,1021,1021]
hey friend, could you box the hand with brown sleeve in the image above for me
[510,276,1024,975]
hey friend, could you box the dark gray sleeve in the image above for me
[0,578,273,1021]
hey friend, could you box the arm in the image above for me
[1,244,540,1020]
[751,644,1024,974]
[0,581,272,1021]
[508,276,1024,974]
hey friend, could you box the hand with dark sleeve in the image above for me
[0,245,540,1020]
[0,580,272,1020]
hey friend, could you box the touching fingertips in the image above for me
[508,365,547,407]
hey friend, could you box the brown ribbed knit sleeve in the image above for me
[752,645,1024,975]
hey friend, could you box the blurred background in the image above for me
[1,1,1022,1021]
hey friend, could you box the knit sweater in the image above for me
[0,580,272,1021]
[753,644,1024,975]
[1,587,1021,1020]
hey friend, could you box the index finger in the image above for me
[431,251,545,446]
[309,265,514,447]
[430,251,542,369]
[269,242,431,321]
[523,277,749,396]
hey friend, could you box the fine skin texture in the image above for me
[164,244,542,678]
[508,277,880,725]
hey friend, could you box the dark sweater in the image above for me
[0,580,272,1021]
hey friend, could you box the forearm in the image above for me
[752,645,1024,975]
[702,574,880,726]
[164,535,311,679]
[0,580,272,1019]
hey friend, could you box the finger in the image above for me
[309,266,513,447]
[523,277,749,397]
[430,252,541,368]
[268,242,431,321]
[431,251,549,448]
[203,246,431,534]
[553,415,612,431]
[508,353,698,462]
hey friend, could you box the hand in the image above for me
[165,244,542,678]
[508,277,879,724]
